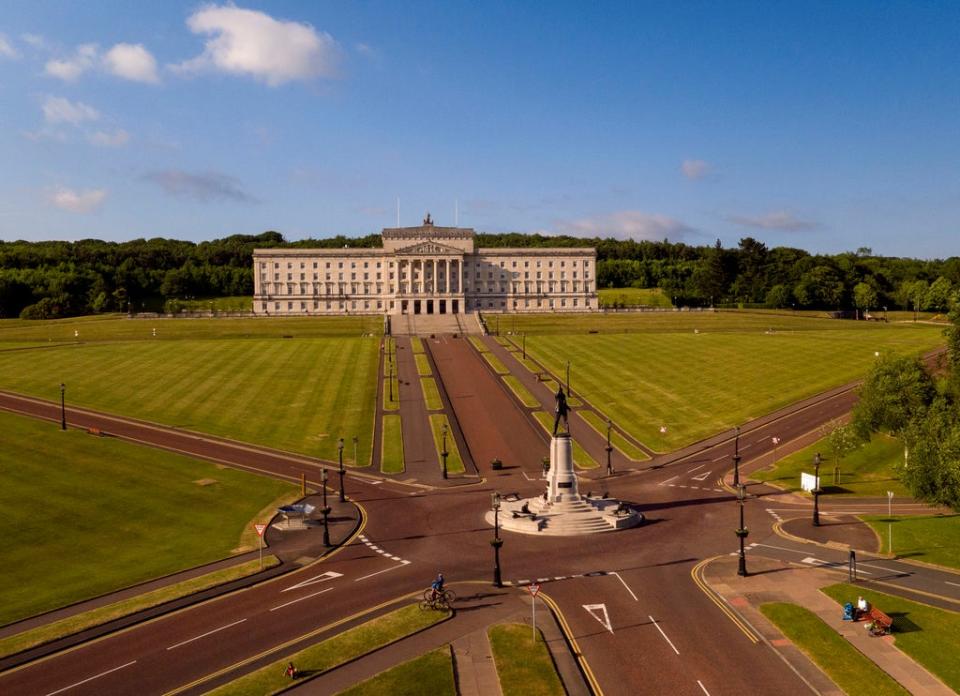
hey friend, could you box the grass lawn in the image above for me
[861,515,960,568]
[335,647,456,696]
[578,409,650,461]
[488,623,565,696]
[381,415,404,474]
[410,336,424,353]
[598,287,673,308]
[753,433,909,497]
[206,603,450,696]
[481,350,510,375]
[429,414,465,474]
[0,555,279,659]
[168,296,253,313]
[511,314,943,451]
[502,374,541,408]
[532,411,599,469]
[468,335,487,352]
[758,603,907,696]
[414,352,432,376]
[0,330,379,464]
[421,377,443,411]
[383,376,399,411]
[0,409,294,626]
[822,583,960,692]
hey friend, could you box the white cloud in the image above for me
[0,33,18,59]
[42,96,99,125]
[103,43,159,83]
[556,210,695,241]
[44,43,98,81]
[726,210,815,231]
[88,129,130,147]
[21,33,48,49]
[48,187,107,213]
[681,159,709,180]
[142,169,256,203]
[173,4,340,85]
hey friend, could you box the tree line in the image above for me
[2,231,959,318]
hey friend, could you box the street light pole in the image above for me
[522,333,526,361]
[813,452,822,527]
[321,468,331,547]
[491,492,503,587]
[736,484,749,576]
[732,425,742,487]
[605,419,614,476]
[338,438,346,503]
[60,382,66,431]
[565,361,570,397]
[441,423,449,479]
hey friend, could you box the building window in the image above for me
[275,302,280,310]
[287,302,293,309]
[326,262,331,268]
[351,262,357,269]
[274,273,279,281]
[287,263,292,269]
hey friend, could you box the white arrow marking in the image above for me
[282,570,343,592]
[691,471,711,482]
[583,603,613,633]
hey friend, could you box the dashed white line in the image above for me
[354,563,409,582]
[270,587,333,611]
[649,615,679,655]
[166,619,247,650]
[946,581,960,588]
[687,463,707,473]
[45,661,137,696]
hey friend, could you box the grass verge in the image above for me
[502,374,541,408]
[429,414,465,474]
[861,515,960,568]
[468,335,487,352]
[381,415,404,474]
[481,350,510,375]
[822,583,960,692]
[383,376,399,411]
[421,377,443,411]
[335,646,456,696]
[488,623,565,696]
[532,411,599,469]
[758,602,906,696]
[414,353,432,376]
[0,555,279,660]
[205,603,450,696]
[410,336,424,353]
[578,409,650,461]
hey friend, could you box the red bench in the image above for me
[865,607,893,636]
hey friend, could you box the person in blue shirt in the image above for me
[430,572,445,600]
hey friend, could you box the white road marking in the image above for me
[271,587,333,611]
[801,557,871,575]
[858,563,905,576]
[45,661,137,696]
[166,619,247,650]
[610,571,638,601]
[282,570,343,592]
[691,471,710,482]
[660,475,679,485]
[754,543,809,555]
[711,454,727,462]
[945,581,960,588]
[354,564,406,582]
[697,680,711,695]
[687,463,707,473]
[649,615,679,655]
[583,603,613,633]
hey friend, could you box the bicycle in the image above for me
[419,587,456,611]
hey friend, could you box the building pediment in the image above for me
[393,240,464,256]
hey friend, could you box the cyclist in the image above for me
[430,572,445,601]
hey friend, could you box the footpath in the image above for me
[703,555,953,695]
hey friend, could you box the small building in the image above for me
[252,217,598,315]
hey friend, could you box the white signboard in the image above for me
[800,472,819,492]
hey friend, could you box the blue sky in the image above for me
[1,1,958,257]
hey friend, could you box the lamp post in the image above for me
[59,382,66,431]
[321,468,331,547]
[337,438,346,502]
[605,419,614,476]
[736,484,749,576]
[388,357,394,403]
[491,492,503,587]
[353,435,358,469]
[813,452,822,527]
[565,361,571,397]
[441,423,449,479]
[522,333,526,361]
[732,425,742,488]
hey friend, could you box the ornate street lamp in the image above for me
[732,425,742,488]
[813,452,822,527]
[321,468,331,547]
[491,492,503,587]
[605,419,614,476]
[565,361,571,397]
[736,484,749,576]
[441,423,449,479]
[338,438,346,503]
[60,382,66,431]
[522,333,526,361]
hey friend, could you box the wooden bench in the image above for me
[866,607,893,636]
[87,426,102,437]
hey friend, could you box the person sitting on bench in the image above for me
[856,596,869,619]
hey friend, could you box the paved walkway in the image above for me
[393,335,441,482]
[704,555,954,695]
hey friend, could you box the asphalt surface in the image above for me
[1,343,957,695]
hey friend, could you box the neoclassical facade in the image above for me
[252,219,598,315]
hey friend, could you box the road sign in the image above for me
[583,603,613,634]
[254,524,267,537]
[527,583,541,597]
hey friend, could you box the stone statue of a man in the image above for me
[553,385,570,436]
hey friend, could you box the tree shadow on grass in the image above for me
[887,612,922,633]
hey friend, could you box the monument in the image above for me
[486,388,643,536]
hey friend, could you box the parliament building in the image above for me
[252,217,598,315]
